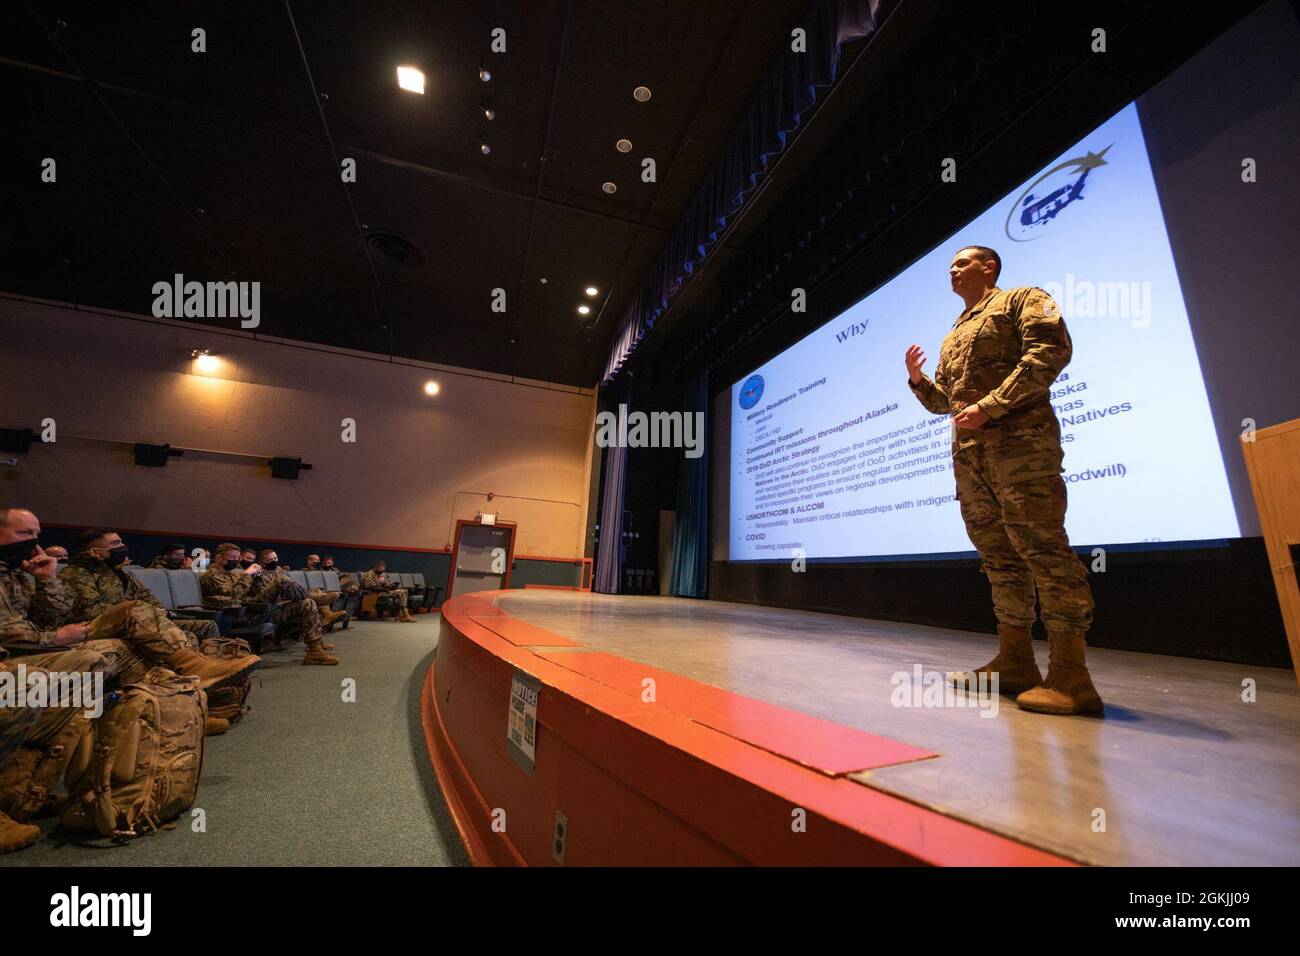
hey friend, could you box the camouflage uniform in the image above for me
[208,567,322,645]
[5,559,201,688]
[908,285,1092,633]
[59,556,218,646]
[360,570,408,611]
[1,646,115,776]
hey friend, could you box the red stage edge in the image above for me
[421,592,1077,866]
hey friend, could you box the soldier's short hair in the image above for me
[161,542,185,554]
[258,548,277,562]
[78,527,118,551]
[958,245,1001,282]
[215,542,241,557]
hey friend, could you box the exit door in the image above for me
[447,519,516,600]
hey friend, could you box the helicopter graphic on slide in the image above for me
[1005,144,1112,242]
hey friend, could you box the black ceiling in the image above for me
[0,0,811,387]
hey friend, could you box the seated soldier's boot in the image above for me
[166,646,260,692]
[204,716,231,736]
[949,624,1042,696]
[303,641,339,666]
[1016,630,1104,715]
[399,608,417,623]
[0,809,41,854]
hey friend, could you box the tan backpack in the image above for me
[198,637,256,723]
[61,668,206,841]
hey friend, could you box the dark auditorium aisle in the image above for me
[2,617,470,867]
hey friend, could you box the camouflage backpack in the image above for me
[198,636,256,723]
[61,668,205,841]
[0,710,93,822]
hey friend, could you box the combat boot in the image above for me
[399,607,417,623]
[322,607,347,630]
[166,646,260,692]
[950,624,1043,696]
[205,716,231,736]
[302,640,339,666]
[1016,630,1104,715]
[0,809,40,854]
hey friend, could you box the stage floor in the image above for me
[498,590,1300,866]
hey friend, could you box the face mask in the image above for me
[105,547,129,567]
[240,560,254,569]
[165,557,184,569]
[323,564,333,571]
[262,560,279,571]
[0,539,39,568]
[224,559,242,571]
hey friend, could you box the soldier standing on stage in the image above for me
[905,245,1102,715]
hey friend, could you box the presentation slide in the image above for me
[729,101,1240,561]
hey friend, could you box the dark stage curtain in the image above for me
[670,371,710,598]
[593,386,629,593]
[600,0,881,385]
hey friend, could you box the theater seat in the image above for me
[410,573,432,612]
[305,571,326,591]
[166,569,275,649]
[126,567,173,608]
[398,573,425,608]
[289,570,309,590]
[322,570,360,618]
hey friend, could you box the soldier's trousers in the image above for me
[388,588,409,610]
[953,436,1093,633]
[0,647,117,772]
[84,600,192,685]
[274,597,323,644]
[174,616,220,647]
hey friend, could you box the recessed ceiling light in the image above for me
[539,277,548,284]
[585,286,598,296]
[483,107,496,121]
[633,86,651,102]
[577,305,591,315]
[480,142,491,155]
[396,66,425,94]
[602,182,617,194]
[192,350,220,374]
[616,139,632,153]
[424,380,441,396]
[479,67,492,82]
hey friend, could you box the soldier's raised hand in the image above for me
[22,545,58,579]
[905,344,927,384]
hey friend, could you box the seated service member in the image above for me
[360,562,416,623]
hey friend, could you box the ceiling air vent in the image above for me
[366,232,425,270]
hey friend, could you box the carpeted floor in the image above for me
[3,613,470,867]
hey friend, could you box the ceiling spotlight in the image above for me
[616,138,632,153]
[585,286,598,296]
[483,106,496,121]
[396,66,425,94]
[577,305,591,315]
[539,277,548,284]
[633,86,651,102]
[480,142,491,155]
[479,67,492,82]
[602,181,617,194]
[424,380,441,396]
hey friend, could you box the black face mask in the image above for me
[0,539,39,569]
[322,564,333,571]
[240,560,254,570]
[224,560,242,571]
[262,560,279,571]
[164,557,184,569]
[104,547,129,567]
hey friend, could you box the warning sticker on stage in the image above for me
[507,670,540,775]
